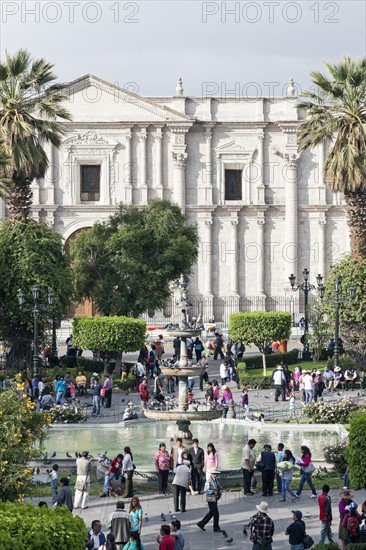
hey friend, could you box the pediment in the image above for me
[63,74,193,123]
[63,131,117,147]
[215,141,251,154]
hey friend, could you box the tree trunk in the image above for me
[8,174,32,223]
[262,353,267,377]
[344,190,366,259]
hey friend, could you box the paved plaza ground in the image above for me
[31,346,366,548]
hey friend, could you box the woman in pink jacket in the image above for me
[204,443,218,479]
[295,445,317,498]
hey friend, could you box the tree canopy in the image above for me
[229,311,292,375]
[0,219,72,368]
[70,200,199,317]
[0,49,71,221]
[298,56,366,257]
[73,316,146,354]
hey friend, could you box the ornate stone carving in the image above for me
[231,218,239,227]
[172,152,187,168]
[68,131,110,145]
[257,218,265,226]
[175,134,185,145]
[204,219,213,228]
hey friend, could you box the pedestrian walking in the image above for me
[194,337,203,362]
[55,477,73,512]
[170,519,184,550]
[103,374,113,408]
[275,443,285,494]
[277,449,297,502]
[197,467,223,532]
[241,387,249,419]
[295,446,317,499]
[338,489,357,550]
[156,525,175,550]
[51,463,59,504]
[272,366,286,402]
[214,333,225,360]
[248,501,274,550]
[129,496,143,535]
[258,444,276,497]
[108,501,134,549]
[318,484,335,544]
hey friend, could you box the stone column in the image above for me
[318,216,326,277]
[172,152,187,213]
[257,134,265,204]
[230,215,239,295]
[155,127,163,199]
[203,127,213,204]
[139,128,148,204]
[124,130,132,204]
[45,142,55,205]
[204,218,213,296]
[284,153,299,279]
[318,142,326,204]
[256,217,265,295]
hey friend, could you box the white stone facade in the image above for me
[4,75,350,323]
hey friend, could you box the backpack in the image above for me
[347,515,360,541]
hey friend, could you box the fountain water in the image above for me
[143,308,222,443]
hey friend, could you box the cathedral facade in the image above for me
[3,74,350,323]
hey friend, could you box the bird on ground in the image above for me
[323,467,328,473]
[243,528,247,535]
[51,451,56,458]
[43,452,48,459]
[160,513,166,521]
[274,419,278,423]
[264,395,269,399]
[121,399,125,402]
[222,530,228,538]
[66,452,72,458]
[36,467,40,474]
[226,538,233,544]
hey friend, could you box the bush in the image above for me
[116,373,137,392]
[323,442,348,473]
[73,316,146,354]
[312,545,339,550]
[347,411,366,489]
[347,545,366,550]
[238,375,272,389]
[304,397,365,424]
[76,356,105,373]
[48,404,85,424]
[238,349,300,370]
[326,355,358,371]
[0,502,86,549]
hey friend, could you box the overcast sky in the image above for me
[1,0,365,96]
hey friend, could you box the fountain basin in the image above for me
[167,329,201,338]
[161,366,204,377]
[143,409,222,422]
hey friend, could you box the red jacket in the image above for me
[159,535,175,550]
[318,492,333,521]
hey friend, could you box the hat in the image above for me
[348,502,358,511]
[292,510,303,520]
[183,460,191,466]
[276,365,283,370]
[340,489,354,499]
[302,370,308,374]
[335,366,342,372]
[210,467,220,474]
[93,372,98,377]
[256,501,269,514]
[81,450,89,457]
[316,370,321,375]
[128,401,134,406]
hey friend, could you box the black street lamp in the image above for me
[318,275,356,368]
[289,268,324,361]
[17,286,54,377]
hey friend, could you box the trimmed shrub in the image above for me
[0,502,86,549]
[73,316,146,354]
[347,545,366,550]
[238,375,272,389]
[238,349,299,370]
[347,411,366,489]
[312,545,339,550]
[116,373,137,392]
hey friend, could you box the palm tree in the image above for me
[0,137,12,199]
[298,56,366,258]
[0,49,71,222]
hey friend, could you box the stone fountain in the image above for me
[143,283,222,443]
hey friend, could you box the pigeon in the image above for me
[243,528,248,535]
[226,538,233,544]
[43,452,48,459]
[273,419,278,423]
[161,513,166,521]
[51,451,56,458]
[323,467,328,473]
[36,467,40,474]
[66,452,72,458]
[121,399,125,403]
[264,395,269,399]
[222,530,228,537]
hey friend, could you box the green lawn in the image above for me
[243,360,328,378]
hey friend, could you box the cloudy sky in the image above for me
[1,0,365,96]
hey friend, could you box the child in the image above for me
[342,502,362,544]
[188,388,194,404]
[69,381,76,400]
[51,464,59,503]
[212,380,220,404]
[241,387,249,419]
[288,392,296,420]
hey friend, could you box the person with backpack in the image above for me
[338,490,357,550]
[342,502,362,544]
[285,509,305,550]
[318,484,335,544]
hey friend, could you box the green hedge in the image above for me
[116,373,137,392]
[0,502,86,549]
[347,545,366,550]
[238,375,272,389]
[239,348,299,370]
[312,545,339,550]
[73,316,146,353]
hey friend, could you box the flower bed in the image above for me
[48,404,85,424]
[304,397,366,424]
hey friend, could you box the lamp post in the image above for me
[289,268,324,361]
[17,286,54,377]
[288,294,295,327]
[318,275,356,368]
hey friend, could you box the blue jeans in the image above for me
[281,477,296,500]
[291,544,304,550]
[297,472,317,496]
[92,395,101,415]
[305,389,314,404]
[253,543,272,550]
[319,520,335,544]
[56,391,65,405]
[103,472,117,494]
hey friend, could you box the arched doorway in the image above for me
[65,228,95,317]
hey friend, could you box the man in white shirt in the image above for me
[219,362,228,385]
[272,365,286,401]
[172,460,191,512]
[303,371,314,404]
[241,439,257,496]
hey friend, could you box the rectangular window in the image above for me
[225,169,242,200]
[80,165,100,201]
